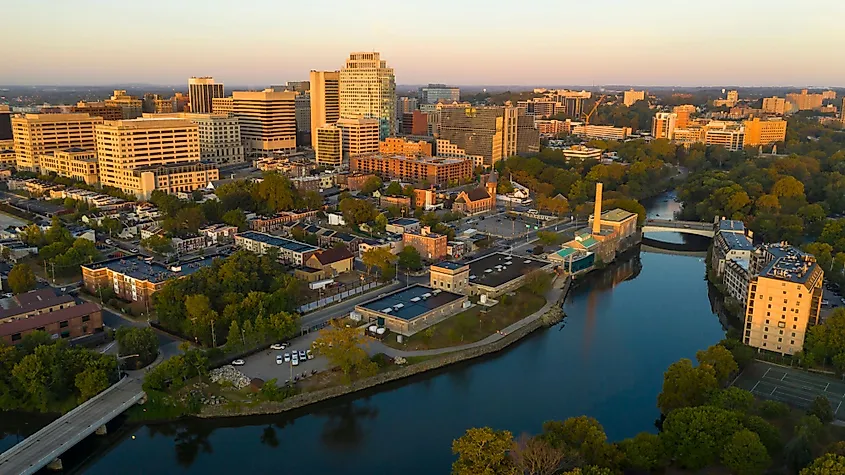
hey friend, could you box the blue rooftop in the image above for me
[389,218,419,226]
[721,232,753,251]
[433,261,467,270]
[718,220,746,233]
[83,254,220,283]
[237,231,319,253]
[358,284,463,321]
[759,244,819,285]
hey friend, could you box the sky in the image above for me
[2,0,845,87]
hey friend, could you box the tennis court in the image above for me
[733,361,845,419]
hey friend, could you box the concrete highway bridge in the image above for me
[642,218,715,238]
[0,377,144,474]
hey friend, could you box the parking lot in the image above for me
[821,286,845,321]
[733,361,845,419]
[457,212,547,239]
[238,331,331,385]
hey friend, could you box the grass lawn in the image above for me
[382,288,546,351]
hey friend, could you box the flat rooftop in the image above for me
[718,219,746,233]
[358,284,463,321]
[389,218,419,226]
[83,254,220,284]
[236,231,319,253]
[432,261,467,271]
[601,208,636,223]
[760,244,819,285]
[467,252,547,289]
[721,232,753,251]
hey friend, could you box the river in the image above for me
[3,193,728,474]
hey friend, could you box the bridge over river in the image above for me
[0,377,144,474]
[642,218,715,238]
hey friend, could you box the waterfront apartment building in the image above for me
[743,244,823,356]
[188,77,224,114]
[572,124,632,141]
[145,112,245,165]
[379,137,433,157]
[336,117,379,157]
[418,84,460,104]
[315,124,343,167]
[786,90,824,111]
[762,97,788,115]
[652,112,677,140]
[105,90,143,119]
[339,52,396,139]
[12,113,103,172]
[309,70,340,144]
[71,101,124,121]
[439,105,517,167]
[351,153,472,185]
[623,89,645,107]
[39,147,99,184]
[95,117,217,199]
[231,89,297,155]
[743,118,787,147]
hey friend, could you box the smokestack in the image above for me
[592,183,603,235]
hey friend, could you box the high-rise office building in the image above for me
[623,89,645,107]
[188,77,224,114]
[438,105,517,167]
[652,112,677,140]
[743,118,787,147]
[339,52,396,140]
[516,112,540,155]
[672,105,696,128]
[105,90,143,119]
[285,81,310,95]
[70,102,124,121]
[12,113,103,172]
[397,96,418,118]
[842,98,845,124]
[786,90,824,111]
[96,118,218,199]
[146,113,245,165]
[762,97,787,115]
[295,93,311,146]
[743,244,823,355]
[336,117,379,158]
[418,84,460,104]
[315,125,342,168]
[212,97,234,116]
[0,105,12,141]
[310,70,340,148]
[402,111,429,136]
[231,89,297,155]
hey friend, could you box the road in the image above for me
[298,279,405,331]
[0,377,144,475]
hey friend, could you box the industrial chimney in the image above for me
[592,183,603,235]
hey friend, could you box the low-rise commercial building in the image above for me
[466,252,549,297]
[589,208,638,241]
[403,226,447,260]
[430,261,470,294]
[39,147,99,184]
[554,145,602,161]
[0,289,103,345]
[234,231,319,266]
[572,125,632,141]
[354,284,467,336]
[82,254,219,310]
[386,218,420,235]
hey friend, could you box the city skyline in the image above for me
[3,0,845,87]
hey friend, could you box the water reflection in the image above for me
[314,400,378,450]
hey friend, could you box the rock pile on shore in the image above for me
[209,365,250,389]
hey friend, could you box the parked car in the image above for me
[130,248,139,253]
[105,239,114,245]
[275,355,283,365]
[292,357,300,366]
[306,350,314,360]
[231,359,245,366]
[299,350,307,360]
[284,353,291,362]
[270,343,284,350]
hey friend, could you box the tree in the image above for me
[758,400,790,418]
[742,415,782,454]
[185,294,218,346]
[75,367,110,402]
[618,432,667,472]
[385,181,403,196]
[398,245,422,271]
[361,247,397,277]
[800,453,845,474]
[720,429,771,475]
[311,321,376,381]
[302,190,324,211]
[536,231,562,247]
[451,427,517,475]
[115,327,159,368]
[786,435,814,473]
[509,434,566,475]
[373,213,388,233]
[809,395,835,423]
[221,209,247,231]
[708,387,754,412]
[340,197,377,226]
[361,176,383,195]
[657,358,718,414]
[541,416,613,466]
[696,344,738,385]
[141,235,174,254]
[661,405,743,469]
[523,270,552,296]
[8,263,36,294]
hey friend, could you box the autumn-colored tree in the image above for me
[509,434,567,475]
[311,321,376,381]
[452,427,517,475]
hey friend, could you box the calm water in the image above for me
[3,192,727,474]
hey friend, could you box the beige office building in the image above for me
[743,118,787,147]
[310,70,340,142]
[704,123,745,151]
[231,89,297,155]
[12,113,103,172]
[315,125,342,167]
[652,112,677,140]
[623,89,645,107]
[336,117,379,157]
[762,97,787,115]
[438,105,517,167]
[39,147,99,184]
[786,90,824,111]
[339,52,396,140]
[95,118,216,199]
[188,77,224,114]
[105,90,142,119]
[144,113,244,165]
[212,97,234,116]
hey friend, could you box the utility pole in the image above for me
[211,319,216,348]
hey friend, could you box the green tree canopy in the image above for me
[661,405,743,470]
[8,263,36,294]
[657,358,718,414]
[720,429,771,475]
[451,427,516,475]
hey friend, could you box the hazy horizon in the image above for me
[3,0,844,87]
